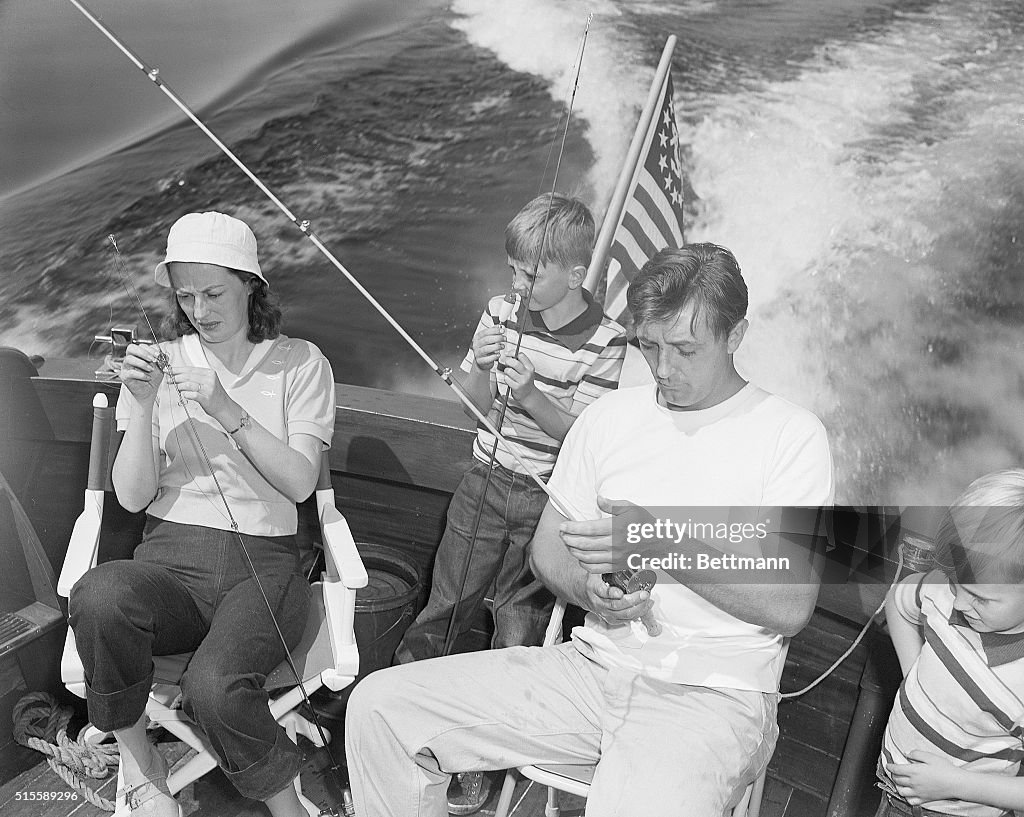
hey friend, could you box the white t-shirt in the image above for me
[116,333,336,537]
[548,382,833,691]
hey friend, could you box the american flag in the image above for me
[602,72,685,329]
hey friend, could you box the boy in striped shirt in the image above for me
[878,469,1024,817]
[395,193,626,669]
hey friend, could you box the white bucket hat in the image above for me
[154,211,267,287]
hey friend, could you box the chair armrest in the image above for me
[57,490,104,597]
[60,628,87,697]
[314,481,366,683]
[321,578,360,683]
[318,498,368,590]
[58,393,114,598]
[542,598,567,647]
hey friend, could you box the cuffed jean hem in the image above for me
[223,724,303,802]
[85,672,155,733]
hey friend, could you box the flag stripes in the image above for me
[602,72,685,328]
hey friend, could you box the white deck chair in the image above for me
[57,394,368,816]
[492,598,790,817]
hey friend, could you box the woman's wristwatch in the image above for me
[227,412,252,436]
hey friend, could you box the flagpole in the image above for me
[584,35,677,295]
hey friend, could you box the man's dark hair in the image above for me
[627,244,748,338]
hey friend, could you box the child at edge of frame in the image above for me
[876,468,1024,817]
[392,192,627,814]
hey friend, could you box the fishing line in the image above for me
[106,237,345,815]
[108,238,232,525]
[67,0,580,523]
[536,14,592,196]
[442,16,594,657]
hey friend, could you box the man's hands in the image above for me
[561,497,657,632]
[583,572,653,626]
[560,496,657,573]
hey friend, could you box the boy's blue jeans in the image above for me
[874,793,957,817]
[69,517,311,802]
[395,459,553,663]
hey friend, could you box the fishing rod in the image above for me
[66,0,580,523]
[69,8,658,719]
[107,237,353,816]
[441,16,596,658]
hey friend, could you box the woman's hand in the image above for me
[120,343,166,405]
[168,366,230,417]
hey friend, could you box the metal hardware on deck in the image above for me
[0,612,37,657]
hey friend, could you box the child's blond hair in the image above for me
[504,193,595,272]
[934,468,1024,584]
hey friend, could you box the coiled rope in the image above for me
[12,691,119,811]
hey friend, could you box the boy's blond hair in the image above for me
[934,468,1024,584]
[504,193,595,272]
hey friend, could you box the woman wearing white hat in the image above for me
[69,212,336,817]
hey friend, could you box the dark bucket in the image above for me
[352,543,422,683]
[310,543,423,722]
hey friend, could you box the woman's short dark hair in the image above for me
[626,244,748,338]
[160,270,282,342]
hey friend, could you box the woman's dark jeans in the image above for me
[69,517,311,802]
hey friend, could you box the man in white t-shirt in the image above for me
[345,243,833,817]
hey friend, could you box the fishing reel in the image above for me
[602,568,662,637]
[92,324,138,376]
[602,568,657,594]
[93,324,136,359]
[92,326,169,375]
[136,338,171,372]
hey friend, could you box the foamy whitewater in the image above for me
[2,0,1023,505]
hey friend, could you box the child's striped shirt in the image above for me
[461,291,626,478]
[879,573,1024,817]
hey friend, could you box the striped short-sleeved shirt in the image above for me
[461,291,626,477]
[879,573,1024,817]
